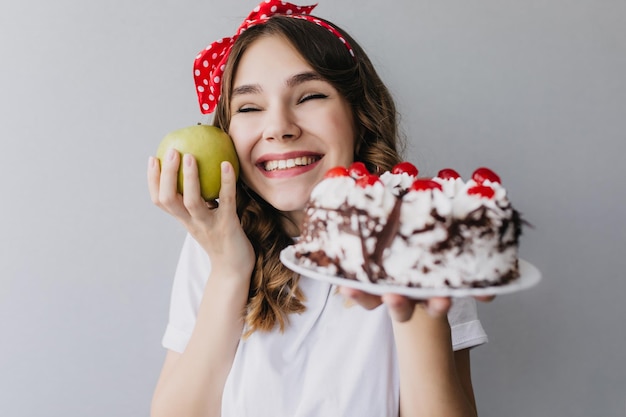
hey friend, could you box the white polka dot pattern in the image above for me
[193,0,355,114]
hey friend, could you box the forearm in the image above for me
[393,308,477,417]
[151,275,249,417]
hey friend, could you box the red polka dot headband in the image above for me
[193,0,355,114]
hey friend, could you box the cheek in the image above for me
[226,128,256,181]
[228,124,254,161]
[329,116,356,162]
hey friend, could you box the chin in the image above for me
[267,195,308,213]
[260,184,312,211]
[245,173,323,213]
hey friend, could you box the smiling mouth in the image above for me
[262,156,322,172]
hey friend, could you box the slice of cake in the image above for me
[381,179,453,286]
[443,167,523,287]
[296,164,397,282]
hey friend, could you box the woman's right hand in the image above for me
[147,149,255,279]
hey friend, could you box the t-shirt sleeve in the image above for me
[161,233,212,353]
[447,297,488,351]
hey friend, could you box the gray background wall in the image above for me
[1,0,624,416]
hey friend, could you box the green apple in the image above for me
[156,124,239,201]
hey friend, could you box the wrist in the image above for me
[392,306,453,360]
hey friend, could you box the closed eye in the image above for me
[298,93,328,104]
[236,105,261,113]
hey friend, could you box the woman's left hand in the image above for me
[338,287,495,322]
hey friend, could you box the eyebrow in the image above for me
[286,71,324,87]
[231,71,324,98]
[231,84,261,98]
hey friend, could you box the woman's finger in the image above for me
[157,149,189,218]
[424,297,452,319]
[381,293,416,322]
[216,161,237,213]
[339,287,382,310]
[474,295,496,303]
[147,156,161,205]
[181,154,209,216]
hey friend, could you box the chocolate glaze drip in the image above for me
[355,207,374,280]
[372,197,402,265]
[432,206,523,256]
[299,202,379,281]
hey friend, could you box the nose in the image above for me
[262,105,301,142]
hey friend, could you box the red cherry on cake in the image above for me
[468,185,495,199]
[355,174,381,188]
[410,178,443,192]
[324,166,350,178]
[391,161,419,177]
[348,161,369,179]
[437,168,461,180]
[472,167,501,184]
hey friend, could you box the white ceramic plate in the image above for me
[280,245,541,298]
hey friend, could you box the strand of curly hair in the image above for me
[236,184,305,338]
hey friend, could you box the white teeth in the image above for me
[264,156,318,171]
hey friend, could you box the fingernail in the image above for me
[148,156,155,168]
[426,306,440,318]
[167,148,176,161]
[426,301,447,318]
[221,161,230,174]
[184,154,192,166]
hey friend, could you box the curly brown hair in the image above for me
[212,16,404,336]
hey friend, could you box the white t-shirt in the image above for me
[162,234,488,417]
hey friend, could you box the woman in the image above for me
[148,2,488,416]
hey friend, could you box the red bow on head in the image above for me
[193,0,354,114]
